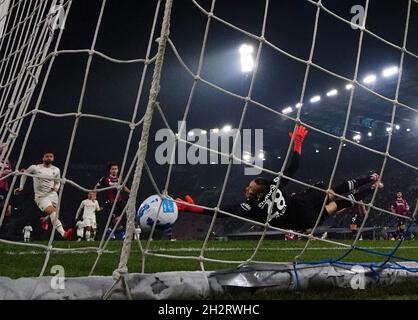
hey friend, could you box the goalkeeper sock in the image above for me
[334,188,374,211]
[332,175,374,195]
[49,211,65,236]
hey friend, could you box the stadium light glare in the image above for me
[315,149,320,154]
[345,84,354,90]
[328,147,333,150]
[353,134,361,142]
[295,103,303,109]
[326,89,338,97]
[239,44,255,73]
[212,128,220,133]
[222,125,232,133]
[310,95,321,103]
[258,151,265,160]
[395,124,400,130]
[188,131,195,137]
[368,132,373,137]
[386,127,393,133]
[243,153,251,161]
[282,106,293,114]
[382,66,399,78]
[363,74,377,84]
[201,130,207,135]
[406,128,411,132]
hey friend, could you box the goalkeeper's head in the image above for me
[245,177,269,200]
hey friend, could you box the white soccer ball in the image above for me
[136,194,178,231]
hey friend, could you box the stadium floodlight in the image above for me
[201,130,207,134]
[406,128,411,132]
[326,89,338,97]
[310,95,321,103]
[386,127,393,133]
[188,131,195,137]
[277,156,282,159]
[345,84,354,90]
[222,125,232,133]
[353,134,361,142]
[315,149,320,153]
[239,44,255,73]
[212,128,220,133]
[243,153,251,161]
[382,66,399,78]
[363,74,377,84]
[258,151,265,160]
[368,132,373,137]
[328,147,333,150]
[282,106,293,114]
[395,124,400,130]
[342,143,347,147]
[295,103,303,109]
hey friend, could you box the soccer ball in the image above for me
[136,194,178,231]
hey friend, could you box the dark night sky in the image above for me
[6,0,418,222]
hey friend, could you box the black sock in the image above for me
[334,187,374,211]
[332,175,373,195]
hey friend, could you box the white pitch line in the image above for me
[3,250,117,255]
[146,246,418,252]
[3,246,418,255]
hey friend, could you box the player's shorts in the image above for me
[272,182,329,231]
[83,217,97,228]
[35,192,58,212]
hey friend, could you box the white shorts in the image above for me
[83,217,97,228]
[35,193,59,212]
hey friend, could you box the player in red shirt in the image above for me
[95,163,130,239]
[391,191,410,239]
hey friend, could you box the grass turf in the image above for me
[1,239,418,299]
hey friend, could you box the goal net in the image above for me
[0,0,417,300]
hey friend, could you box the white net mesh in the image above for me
[0,0,418,299]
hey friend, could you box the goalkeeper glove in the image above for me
[175,195,204,213]
[289,125,308,155]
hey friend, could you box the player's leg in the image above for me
[91,219,97,241]
[85,225,92,241]
[328,173,380,201]
[76,227,83,241]
[325,182,383,216]
[41,195,73,239]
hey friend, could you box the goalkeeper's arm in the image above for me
[279,125,308,189]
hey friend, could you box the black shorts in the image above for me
[270,182,329,231]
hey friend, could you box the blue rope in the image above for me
[299,217,418,273]
[293,262,301,290]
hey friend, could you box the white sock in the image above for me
[49,211,65,236]
[85,230,91,240]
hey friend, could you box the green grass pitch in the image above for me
[1,240,418,299]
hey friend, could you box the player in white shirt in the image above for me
[22,224,33,242]
[75,192,102,241]
[75,220,85,241]
[14,151,73,239]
